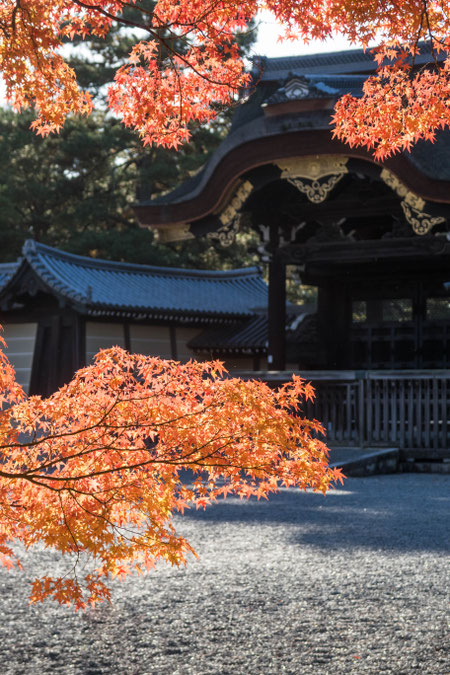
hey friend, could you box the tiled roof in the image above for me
[1,240,268,318]
[139,46,449,213]
[190,307,317,355]
[0,262,19,289]
[189,315,269,354]
[254,43,437,80]
[138,43,450,217]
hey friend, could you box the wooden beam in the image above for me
[280,195,402,222]
[278,236,450,268]
[49,315,62,394]
[170,325,178,360]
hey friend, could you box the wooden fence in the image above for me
[239,370,450,453]
[302,370,450,452]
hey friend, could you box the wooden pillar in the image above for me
[73,314,85,370]
[169,325,178,360]
[268,225,286,370]
[30,312,85,395]
[49,315,62,393]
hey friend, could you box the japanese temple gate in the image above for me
[134,48,450,456]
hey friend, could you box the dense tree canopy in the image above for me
[0,79,259,267]
[1,1,450,157]
[0,2,259,266]
[0,334,342,608]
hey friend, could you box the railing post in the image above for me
[433,377,439,452]
[358,373,366,447]
[268,246,286,371]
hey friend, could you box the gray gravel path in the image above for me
[0,474,448,675]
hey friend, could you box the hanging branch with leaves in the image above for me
[0,332,342,609]
[2,1,450,155]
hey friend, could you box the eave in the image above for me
[134,129,450,235]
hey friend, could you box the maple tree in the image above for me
[0,6,258,269]
[0,331,342,609]
[1,0,450,157]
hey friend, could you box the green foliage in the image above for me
[0,109,139,260]
[0,5,258,269]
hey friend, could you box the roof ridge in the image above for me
[255,46,370,65]
[307,73,369,81]
[22,240,261,279]
[255,42,435,68]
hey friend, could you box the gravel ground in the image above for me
[0,474,448,675]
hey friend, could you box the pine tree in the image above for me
[0,2,258,268]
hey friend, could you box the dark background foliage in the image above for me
[0,2,259,269]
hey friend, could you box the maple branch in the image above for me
[0,398,121,450]
[0,437,237,483]
[5,404,222,476]
[0,342,340,608]
[59,493,82,557]
[67,489,168,549]
[0,425,280,487]
[69,0,153,32]
[10,0,21,37]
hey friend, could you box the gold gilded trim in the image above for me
[381,169,446,235]
[156,224,193,243]
[208,215,241,247]
[219,180,253,226]
[401,202,446,236]
[276,155,349,181]
[286,174,345,204]
[380,168,425,210]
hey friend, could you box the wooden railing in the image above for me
[305,371,450,450]
[237,370,450,451]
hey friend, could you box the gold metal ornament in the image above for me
[276,155,349,181]
[218,180,253,226]
[208,215,241,247]
[156,223,193,243]
[286,174,345,204]
[276,155,349,203]
[401,202,446,236]
[380,168,425,210]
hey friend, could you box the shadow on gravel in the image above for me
[181,475,450,554]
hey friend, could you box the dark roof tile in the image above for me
[0,262,20,289]
[189,314,269,353]
[254,43,437,80]
[1,241,267,318]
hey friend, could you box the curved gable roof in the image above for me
[134,47,450,235]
